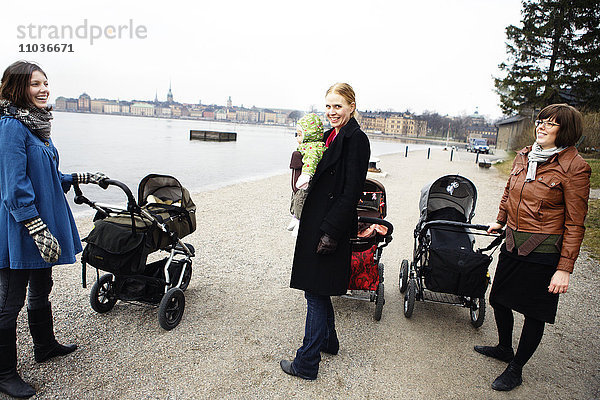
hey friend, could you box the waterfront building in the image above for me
[103,101,121,114]
[189,108,203,118]
[215,108,227,120]
[227,108,237,121]
[276,112,287,125]
[236,108,249,122]
[248,109,260,123]
[202,109,215,119]
[356,111,427,136]
[131,102,155,117]
[54,96,67,111]
[78,93,91,112]
[261,109,276,124]
[64,98,78,111]
[156,105,172,117]
[120,101,131,114]
[91,99,109,113]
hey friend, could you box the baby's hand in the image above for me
[296,173,310,190]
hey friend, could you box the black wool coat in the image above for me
[290,117,370,295]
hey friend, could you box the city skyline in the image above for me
[2,0,523,120]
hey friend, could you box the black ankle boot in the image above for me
[0,326,36,398]
[474,344,514,362]
[28,304,77,363]
[492,361,523,391]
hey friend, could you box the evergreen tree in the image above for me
[495,0,600,114]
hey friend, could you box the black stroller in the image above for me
[74,174,196,330]
[399,175,502,328]
[344,179,393,321]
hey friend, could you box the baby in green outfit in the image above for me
[287,113,326,236]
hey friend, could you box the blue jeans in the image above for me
[0,268,53,329]
[293,291,338,378]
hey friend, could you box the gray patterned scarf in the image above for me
[0,99,52,140]
[526,142,566,182]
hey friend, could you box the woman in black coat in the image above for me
[280,83,370,380]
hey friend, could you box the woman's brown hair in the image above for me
[537,103,583,148]
[0,61,47,109]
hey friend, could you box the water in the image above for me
[50,112,435,215]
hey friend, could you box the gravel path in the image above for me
[6,148,599,399]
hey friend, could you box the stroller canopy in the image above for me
[138,174,195,210]
[358,178,387,218]
[418,175,477,224]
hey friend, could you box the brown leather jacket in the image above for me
[497,146,591,273]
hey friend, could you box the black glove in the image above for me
[23,217,61,263]
[316,233,338,255]
[72,172,108,185]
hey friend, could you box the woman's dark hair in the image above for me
[537,103,583,148]
[0,61,47,108]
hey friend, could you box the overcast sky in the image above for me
[1,0,523,120]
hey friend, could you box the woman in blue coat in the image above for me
[0,61,107,399]
[281,83,370,380]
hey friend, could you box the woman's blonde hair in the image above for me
[326,82,356,118]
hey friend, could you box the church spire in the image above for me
[167,80,174,103]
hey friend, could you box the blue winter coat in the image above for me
[0,116,82,269]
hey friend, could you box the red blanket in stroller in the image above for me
[349,245,379,291]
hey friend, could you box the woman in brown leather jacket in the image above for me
[475,104,591,391]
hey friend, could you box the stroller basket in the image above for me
[424,246,492,298]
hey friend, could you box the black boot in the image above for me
[474,344,514,362]
[0,326,36,398]
[492,361,523,391]
[28,304,77,363]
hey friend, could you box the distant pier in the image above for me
[189,130,237,142]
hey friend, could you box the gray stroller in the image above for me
[399,175,502,328]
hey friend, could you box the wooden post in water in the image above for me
[189,130,237,142]
[427,148,431,159]
[405,145,408,157]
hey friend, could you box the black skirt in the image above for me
[489,251,560,324]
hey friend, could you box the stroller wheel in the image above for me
[373,283,385,321]
[399,259,409,293]
[90,274,117,313]
[469,297,486,328]
[403,279,416,318]
[158,288,185,330]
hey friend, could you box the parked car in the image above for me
[467,138,490,154]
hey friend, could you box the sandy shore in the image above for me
[7,148,599,399]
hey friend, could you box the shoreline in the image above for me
[16,149,599,399]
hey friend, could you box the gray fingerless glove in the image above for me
[72,172,108,185]
[316,233,338,254]
[23,217,61,263]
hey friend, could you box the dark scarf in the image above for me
[0,99,52,140]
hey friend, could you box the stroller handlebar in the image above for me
[95,179,137,208]
[72,179,138,213]
[358,216,394,237]
[418,220,491,237]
